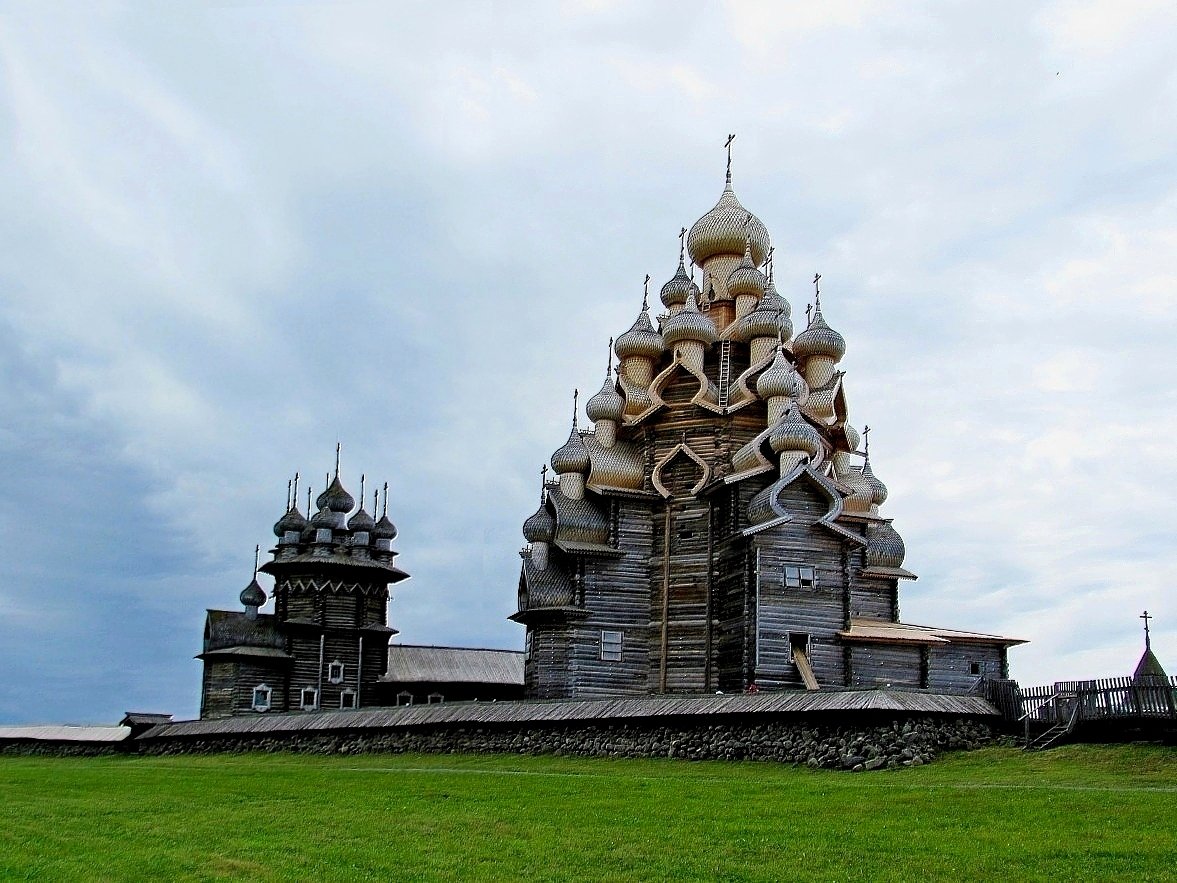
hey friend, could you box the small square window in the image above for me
[427,693,444,704]
[601,630,623,662]
[396,691,414,706]
[970,661,981,676]
[252,684,272,712]
[327,660,345,685]
[783,565,816,590]
[340,690,357,710]
[300,687,319,711]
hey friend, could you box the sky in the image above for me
[1,1,1175,724]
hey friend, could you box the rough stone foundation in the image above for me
[139,714,997,770]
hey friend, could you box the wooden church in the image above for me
[513,149,1023,699]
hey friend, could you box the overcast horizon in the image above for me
[2,1,1175,724]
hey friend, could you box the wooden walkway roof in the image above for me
[142,690,998,740]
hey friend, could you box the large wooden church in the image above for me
[513,151,1023,699]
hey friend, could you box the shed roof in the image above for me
[840,618,1026,647]
[140,691,1000,740]
[381,645,524,685]
[0,725,130,743]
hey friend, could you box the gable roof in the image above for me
[381,645,524,686]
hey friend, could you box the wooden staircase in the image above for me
[1023,701,1079,751]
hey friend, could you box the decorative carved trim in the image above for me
[651,442,711,499]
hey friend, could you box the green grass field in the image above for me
[1,745,1174,881]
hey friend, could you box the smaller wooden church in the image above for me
[198,463,522,719]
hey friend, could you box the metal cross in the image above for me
[643,274,651,311]
[1141,610,1152,648]
[766,246,775,279]
[862,424,871,459]
[679,227,687,261]
[725,133,736,180]
[606,336,614,379]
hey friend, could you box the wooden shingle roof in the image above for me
[381,645,524,685]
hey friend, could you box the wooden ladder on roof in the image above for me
[718,339,732,409]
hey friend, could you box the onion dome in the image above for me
[310,506,340,530]
[372,513,397,541]
[769,405,823,459]
[736,287,793,343]
[522,502,555,544]
[661,292,718,348]
[792,306,846,362]
[726,243,766,300]
[585,376,624,423]
[660,260,699,310]
[347,506,375,532]
[239,578,266,608]
[687,180,770,266]
[316,476,355,514]
[866,520,906,568]
[756,348,806,400]
[862,459,888,507]
[843,423,861,454]
[273,506,307,537]
[614,310,663,361]
[551,426,590,474]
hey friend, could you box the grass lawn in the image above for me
[1,744,1174,881]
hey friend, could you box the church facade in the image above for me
[513,157,1023,699]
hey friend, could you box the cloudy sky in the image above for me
[2,1,1174,724]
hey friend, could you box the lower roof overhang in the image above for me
[509,605,591,626]
[197,646,294,663]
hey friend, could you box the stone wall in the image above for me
[139,713,997,770]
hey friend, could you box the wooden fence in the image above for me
[1016,676,1177,724]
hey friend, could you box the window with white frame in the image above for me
[396,691,413,706]
[601,630,623,662]
[427,692,444,704]
[339,689,357,710]
[783,565,816,590]
[251,684,272,712]
[327,660,345,684]
[300,686,319,711]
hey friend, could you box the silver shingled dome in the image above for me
[687,181,770,266]
[660,260,699,310]
[792,307,846,362]
[661,292,718,348]
[769,406,823,458]
[585,376,625,423]
[756,348,806,400]
[866,520,906,568]
[551,427,591,474]
[239,578,267,608]
[614,310,664,361]
[725,244,766,300]
[522,502,555,544]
